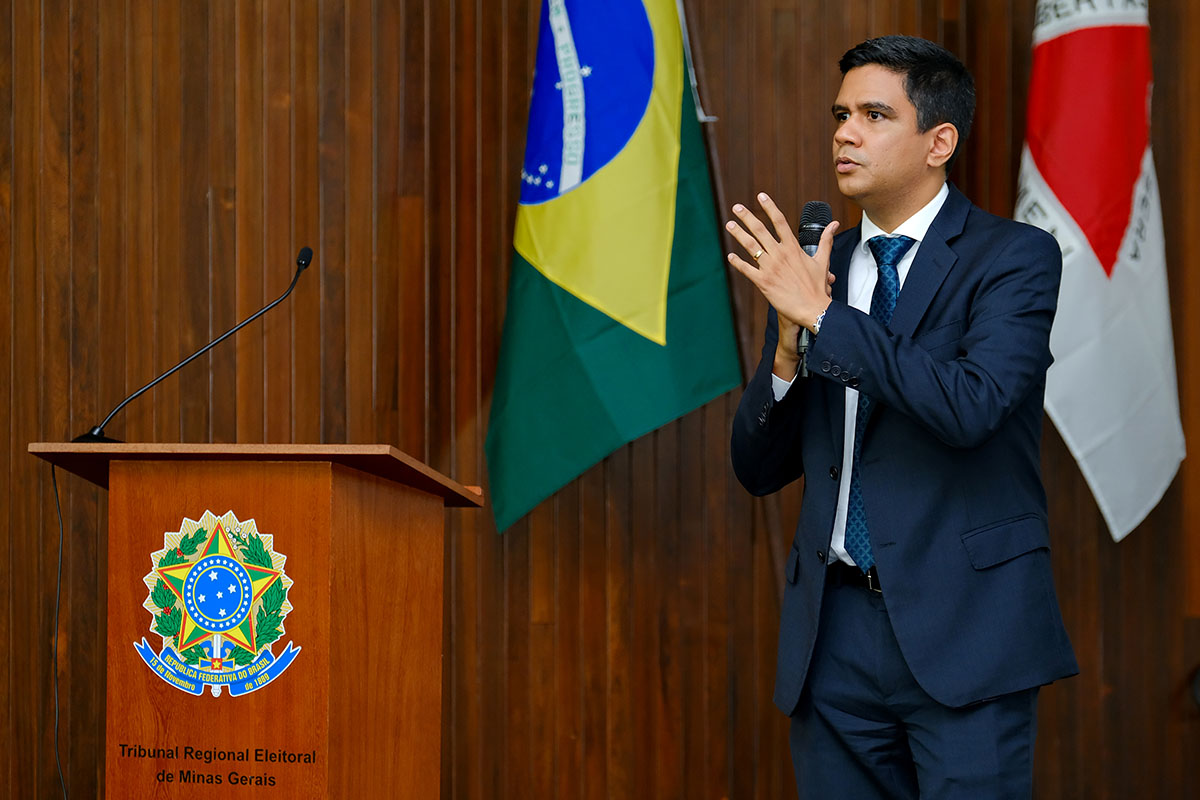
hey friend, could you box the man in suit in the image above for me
[726,36,1078,799]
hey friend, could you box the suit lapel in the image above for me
[889,184,969,338]
[830,227,856,305]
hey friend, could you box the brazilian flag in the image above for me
[485,0,740,532]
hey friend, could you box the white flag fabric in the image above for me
[1015,4,1184,541]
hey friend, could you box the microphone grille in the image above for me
[798,201,832,248]
[800,201,832,228]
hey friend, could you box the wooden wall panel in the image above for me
[4,1,1199,798]
[1172,0,1200,619]
[0,0,14,793]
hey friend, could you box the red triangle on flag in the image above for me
[1024,25,1151,277]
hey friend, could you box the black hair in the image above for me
[839,35,975,173]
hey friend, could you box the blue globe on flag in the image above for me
[520,0,654,205]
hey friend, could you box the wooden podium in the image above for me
[30,443,483,798]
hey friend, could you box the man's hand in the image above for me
[725,192,838,378]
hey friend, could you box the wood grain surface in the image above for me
[99,458,446,798]
[4,1,1199,798]
[105,461,334,799]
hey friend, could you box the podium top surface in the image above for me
[28,442,485,508]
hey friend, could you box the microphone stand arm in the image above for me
[74,257,309,443]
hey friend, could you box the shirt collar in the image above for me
[858,182,950,254]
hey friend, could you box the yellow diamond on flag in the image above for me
[512,0,684,346]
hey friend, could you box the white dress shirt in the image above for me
[771,183,950,566]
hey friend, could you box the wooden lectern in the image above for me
[30,443,483,798]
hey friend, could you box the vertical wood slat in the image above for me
[449,2,485,796]
[553,483,582,800]
[629,436,657,794]
[91,7,126,786]
[179,0,212,442]
[264,0,295,444]
[344,0,372,444]
[234,0,265,442]
[1174,0,1200,619]
[1151,1,1200,794]
[152,0,182,444]
[67,0,105,793]
[578,466,607,800]
[604,446,633,800]
[474,1,506,795]
[502,521,532,799]
[291,0,322,444]
[208,0,238,444]
[396,0,427,458]
[8,3,40,798]
[0,0,15,794]
[425,0,451,472]
[124,0,154,442]
[654,425,684,800]
[373,0,402,449]
[41,2,73,799]
[527,502,556,799]
[96,0,128,442]
[4,2,1200,799]
[678,412,704,800]
[317,0,347,443]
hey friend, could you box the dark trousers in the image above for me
[789,575,1039,800]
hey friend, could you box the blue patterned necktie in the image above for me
[843,235,916,572]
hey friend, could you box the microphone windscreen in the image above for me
[296,246,314,269]
[798,201,833,244]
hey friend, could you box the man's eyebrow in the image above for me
[831,101,899,116]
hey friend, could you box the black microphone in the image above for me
[73,246,315,443]
[796,201,832,377]
[798,201,832,255]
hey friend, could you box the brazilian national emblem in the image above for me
[135,510,300,697]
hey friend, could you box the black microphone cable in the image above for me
[50,464,69,799]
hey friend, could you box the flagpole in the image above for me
[675,0,717,123]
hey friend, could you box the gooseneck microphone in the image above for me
[73,246,315,443]
[796,201,832,377]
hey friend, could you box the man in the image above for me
[726,36,1078,799]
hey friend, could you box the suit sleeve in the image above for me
[807,224,1062,449]
[730,306,809,495]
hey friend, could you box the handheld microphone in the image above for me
[73,246,315,443]
[796,202,832,377]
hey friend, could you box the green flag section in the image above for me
[485,0,740,532]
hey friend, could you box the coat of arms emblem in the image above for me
[134,510,300,696]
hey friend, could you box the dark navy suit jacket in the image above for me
[731,184,1079,713]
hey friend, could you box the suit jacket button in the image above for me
[829,466,839,480]
[817,551,826,562]
[820,360,831,373]
[831,365,841,377]
[840,373,851,383]
[848,377,860,388]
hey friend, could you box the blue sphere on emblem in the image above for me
[185,555,253,631]
[519,0,655,205]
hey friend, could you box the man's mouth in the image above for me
[835,155,864,173]
[835,156,860,173]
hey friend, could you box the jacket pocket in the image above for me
[960,513,1049,569]
[915,320,963,360]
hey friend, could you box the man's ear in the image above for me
[927,123,959,170]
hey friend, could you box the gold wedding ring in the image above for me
[752,248,764,260]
